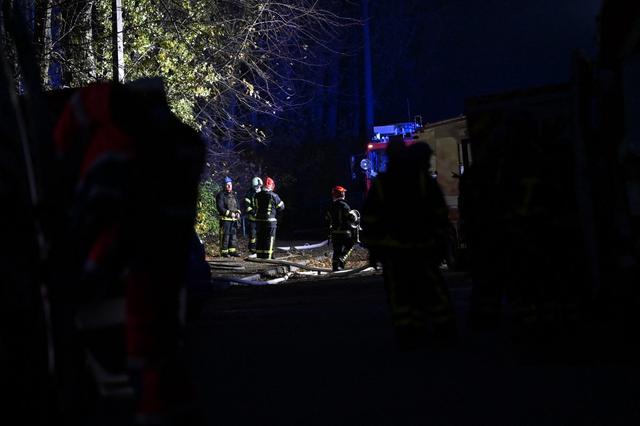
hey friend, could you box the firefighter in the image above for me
[49,81,203,423]
[254,176,285,259]
[244,176,263,256]
[460,160,508,330]
[216,176,241,257]
[362,141,456,349]
[325,185,358,271]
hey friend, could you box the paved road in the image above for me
[185,272,640,426]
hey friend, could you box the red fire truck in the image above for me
[356,116,470,218]
[352,116,471,267]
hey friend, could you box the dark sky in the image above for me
[371,0,602,124]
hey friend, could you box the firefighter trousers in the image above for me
[219,220,238,255]
[256,221,277,259]
[381,251,456,347]
[248,219,257,253]
[331,233,354,271]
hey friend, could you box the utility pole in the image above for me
[362,0,374,141]
[112,0,124,82]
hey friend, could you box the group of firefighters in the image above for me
[216,139,455,350]
[215,175,362,273]
[215,175,284,259]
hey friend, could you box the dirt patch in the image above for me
[276,242,370,271]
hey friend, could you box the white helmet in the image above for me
[251,176,263,190]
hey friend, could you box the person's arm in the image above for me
[244,192,254,215]
[274,193,284,210]
[216,192,227,216]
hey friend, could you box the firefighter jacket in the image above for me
[244,188,260,221]
[362,170,449,255]
[254,190,284,221]
[325,199,357,238]
[51,81,204,420]
[216,190,240,221]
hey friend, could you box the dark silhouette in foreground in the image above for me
[362,140,457,350]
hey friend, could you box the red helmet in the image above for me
[265,177,275,191]
[332,185,346,199]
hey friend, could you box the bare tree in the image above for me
[123,0,357,178]
[5,0,357,181]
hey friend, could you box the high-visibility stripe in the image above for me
[255,218,277,222]
[340,246,355,263]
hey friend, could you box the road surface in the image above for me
[185,271,640,425]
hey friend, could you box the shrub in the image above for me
[195,179,220,256]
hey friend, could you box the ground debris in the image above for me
[278,243,371,275]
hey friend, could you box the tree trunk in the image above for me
[324,57,339,140]
[34,0,52,87]
[83,0,96,81]
[361,0,374,141]
[111,0,123,82]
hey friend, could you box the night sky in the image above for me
[371,0,602,124]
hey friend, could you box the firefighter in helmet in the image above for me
[362,141,456,349]
[216,176,241,257]
[49,82,203,422]
[325,185,359,271]
[254,177,285,259]
[245,176,263,256]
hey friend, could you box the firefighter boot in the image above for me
[332,260,343,272]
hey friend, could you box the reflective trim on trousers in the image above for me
[340,245,355,263]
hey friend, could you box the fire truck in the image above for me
[352,115,471,266]
[355,116,470,218]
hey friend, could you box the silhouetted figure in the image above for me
[244,176,263,255]
[501,130,582,337]
[216,176,241,257]
[362,141,456,349]
[48,80,204,424]
[254,176,285,259]
[185,231,212,320]
[325,185,358,271]
[460,160,508,329]
[464,111,585,339]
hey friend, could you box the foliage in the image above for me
[195,178,220,238]
[121,0,356,180]
[2,0,361,241]
[12,0,354,140]
[5,0,356,206]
